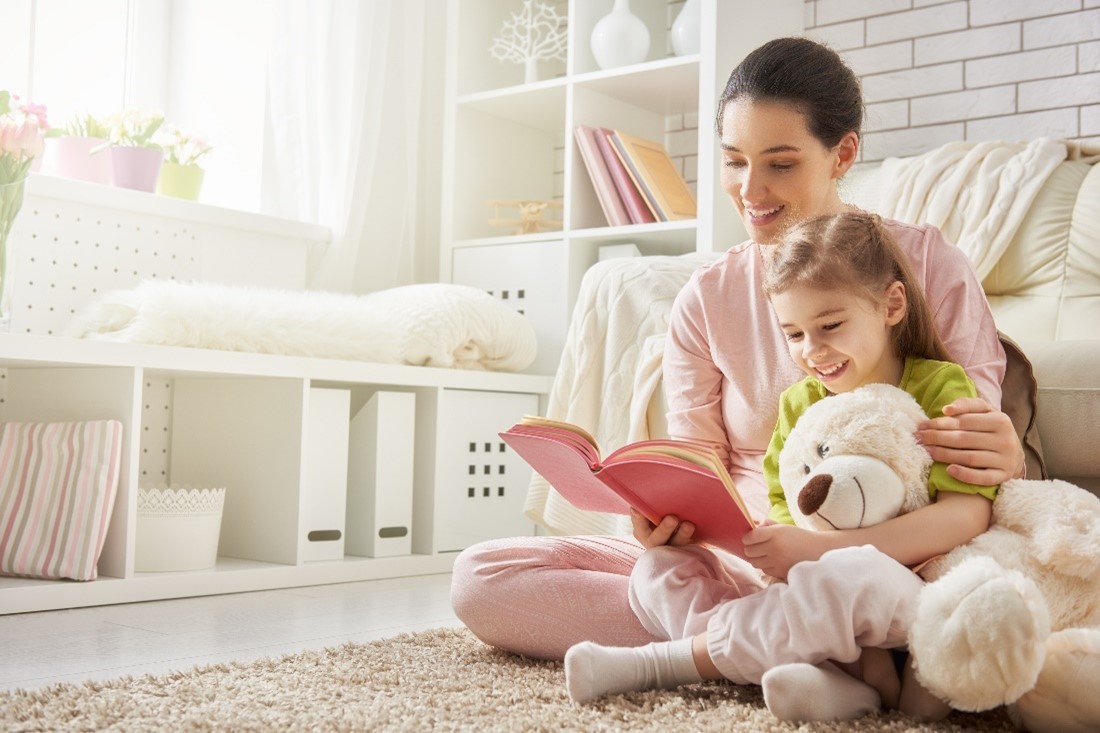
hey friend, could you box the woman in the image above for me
[451,36,1023,714]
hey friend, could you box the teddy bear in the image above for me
[772,382,1100,733]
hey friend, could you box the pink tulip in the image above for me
[0,121,19,157]
[15,119,44,158]
[19,102,48,129]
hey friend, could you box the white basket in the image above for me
[135,486,226,572]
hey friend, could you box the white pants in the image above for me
[628,544,925,684]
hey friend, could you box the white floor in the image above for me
[0,573,463,692]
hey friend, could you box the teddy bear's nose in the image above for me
[798,473,832,516]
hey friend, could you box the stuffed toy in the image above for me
[773,383,1100,733]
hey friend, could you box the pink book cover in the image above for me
[574,125,631,227]
[500,423,755,557]
[595,127,657,225]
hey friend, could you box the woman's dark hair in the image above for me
[716,36,864,148]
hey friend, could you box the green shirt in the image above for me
[764,357,999,525]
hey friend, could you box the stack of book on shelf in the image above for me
[574,125,698,227]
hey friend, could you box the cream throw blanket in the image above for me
[875,138,1091,279]
[523,254,713,535]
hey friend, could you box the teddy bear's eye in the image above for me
[816,443,830,458]
[802,464,811,475]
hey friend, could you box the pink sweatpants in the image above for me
[451,535,924,678]
[450,535,655,659]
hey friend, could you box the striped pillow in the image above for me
[0,420,124,581]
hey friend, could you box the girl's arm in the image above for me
[743,491,991,579]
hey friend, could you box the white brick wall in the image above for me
[807,0,1100,162]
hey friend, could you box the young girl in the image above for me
[760,210,999,717]
[564,211,998,721]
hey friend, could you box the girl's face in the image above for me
[720,98,857,244]
[769,281,907,394]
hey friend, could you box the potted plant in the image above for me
[154,125,212,200]
[52,112,114,185]
[104,108,165,192]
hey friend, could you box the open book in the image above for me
[501,416,756,556]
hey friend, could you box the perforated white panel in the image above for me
[139,377,173,486]
[6,196,200,336]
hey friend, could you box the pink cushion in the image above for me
[0,420,124,581]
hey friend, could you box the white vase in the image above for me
[590,0,650,70]
[671,0,701,56]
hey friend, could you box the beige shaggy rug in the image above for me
[0,627,1018,732]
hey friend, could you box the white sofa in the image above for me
[842,151,1100,493]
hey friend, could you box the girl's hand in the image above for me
[916,397,1024,485]
[741,523,834,579]
[630,509,696,549]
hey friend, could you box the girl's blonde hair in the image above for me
[762,211,953,363]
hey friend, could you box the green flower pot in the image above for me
[156,161,205,200]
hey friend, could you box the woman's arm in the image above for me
[662,274,736,468]
[742,491,992,579]
[918,397,1025,483]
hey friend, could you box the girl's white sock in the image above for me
[762,662,881,721]
[564,638,702,703]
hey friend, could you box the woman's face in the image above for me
[719,98,856,244]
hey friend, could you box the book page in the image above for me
[500,425,630,515]
[608,442,752,521]
[599,457,755,556]
[518,415,600,454]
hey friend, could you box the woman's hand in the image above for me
[630,509,696,549]
[916,397,1024,485]
[741,523,835,579]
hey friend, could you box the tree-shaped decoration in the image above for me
[489,0,567,84]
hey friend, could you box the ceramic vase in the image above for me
[111,146,164,193]
[670,0,701,56]
[156,162,205,201]
[52,136,114,185]
[590,0,650,70]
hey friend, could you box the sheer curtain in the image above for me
[262,0,437,294]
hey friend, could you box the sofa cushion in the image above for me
[1060,163,1100,340]
[0,420,124,581]
[1019,340,1100,495]
[983,161,1097,342]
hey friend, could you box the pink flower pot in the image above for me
[111,146,164,192]
[52,136,114,185]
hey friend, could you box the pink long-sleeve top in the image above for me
[663,219,1006,521]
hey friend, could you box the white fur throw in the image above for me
[68,280,538,372]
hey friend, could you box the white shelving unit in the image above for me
[442,0,803,373]
[0,175,551,615]
[0,333,550,614]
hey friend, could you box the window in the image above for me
[0,0,269,214]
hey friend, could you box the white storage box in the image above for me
[413,388,539,554]
[346,391,416,558]
[135,487,226,572]
[300,388,351,562]
[452,240,576,375]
